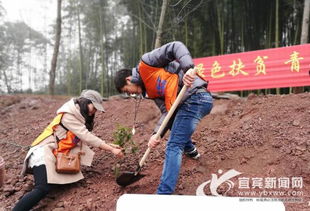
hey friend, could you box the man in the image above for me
[114,41,213,194]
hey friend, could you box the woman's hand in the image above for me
[109,143,124,157]
[108,143,122,149]
[100,143,124,158]
[148,134,161,148]
[111,147,124,158]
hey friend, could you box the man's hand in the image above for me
[148,134,161,148]
[183,69,196,87]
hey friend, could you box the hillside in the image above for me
[0,92,309,210]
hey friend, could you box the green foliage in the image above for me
[113,124,138,154]
[113,125,132,146]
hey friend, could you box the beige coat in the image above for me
[21,99,105,184]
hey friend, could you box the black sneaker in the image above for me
[185,147,200,160]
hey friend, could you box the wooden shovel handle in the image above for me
[138,81,190,167]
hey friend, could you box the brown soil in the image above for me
[0,93,309,211]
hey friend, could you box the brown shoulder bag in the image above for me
[55,144,84,174]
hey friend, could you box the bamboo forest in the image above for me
[0,0,309,96]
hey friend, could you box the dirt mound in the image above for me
[0,93,309,210]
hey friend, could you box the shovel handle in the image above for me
[138,68,196,167]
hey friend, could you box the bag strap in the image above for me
[59,122,69,132]
[54,121,68,143]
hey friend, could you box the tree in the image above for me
[76,0,84,93]
[294,0,310,93]
[154,0,169,48]
[300,0,310,43]
[2,0,308,95]
[49,0,62,95]
[0,22,48,93]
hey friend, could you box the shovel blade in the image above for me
[116,171,145,187]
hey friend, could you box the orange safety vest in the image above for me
[31,113,80,155]
[139,61,179,111]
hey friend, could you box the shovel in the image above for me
[116,83,190,187]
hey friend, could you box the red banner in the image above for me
[193,44,310,92]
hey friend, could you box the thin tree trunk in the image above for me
[241,16,244,52]
[2,69,11,93]
[28,27,32,92]
[99,3,106,96]
[154,0,168,48]
[217,3,224,54]
[143,16,147,52]
[77,3,84,93]
[17,50,22,91]
[49,0,62,96]
[67,50,73,96]
[301,0,310,43]
[67,13,73,96]
[138,2,143,55]
[231,0,235,52]
[275,0,279,48]
[294,21,300,45]
[294,0,310,94]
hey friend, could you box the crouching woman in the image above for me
[13,90,123,211]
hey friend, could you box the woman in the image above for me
[13,90,123,211]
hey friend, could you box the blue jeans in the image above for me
[157,92,213,194]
